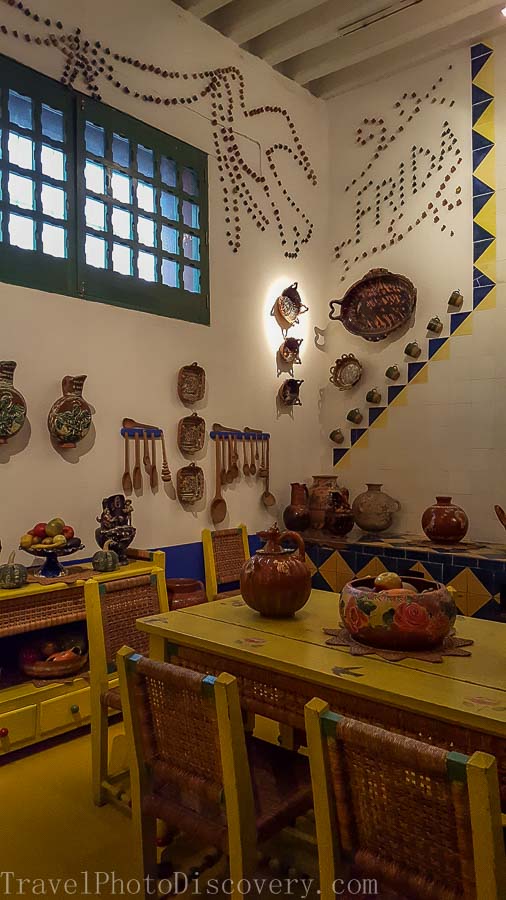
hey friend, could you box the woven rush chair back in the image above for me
[305,699,506,900]
[202,525,250,601]
[99,574,163,667]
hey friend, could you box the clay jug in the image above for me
[309,475,342,530]
[48,375,93,449]
[240,524,311,617]
[283,483,310,532]
[166,578,206,610]
[352,483,400,533]
[0,361,27,444]
[422,496,469,543]
[325,491,354,537]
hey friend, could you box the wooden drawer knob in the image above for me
[70,704,79,715]
[0,728,9,738]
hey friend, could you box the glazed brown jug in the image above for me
[422,496,469,543]
[283,482,310,532]
[240,524,311,617]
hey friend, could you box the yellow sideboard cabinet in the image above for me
[0,551,166,756]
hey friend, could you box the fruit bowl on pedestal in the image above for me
[22,542,85,578]
[339,573,457,651]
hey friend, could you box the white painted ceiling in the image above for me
[173,0,505,97]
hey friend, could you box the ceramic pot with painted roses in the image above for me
[340,574,456,650]
[422,496,469,544]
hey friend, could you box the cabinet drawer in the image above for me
[40,687,91,734]
[0,704,37,751]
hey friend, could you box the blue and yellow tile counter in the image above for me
[304,532,506,622]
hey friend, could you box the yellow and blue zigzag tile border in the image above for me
[334,42,496,469]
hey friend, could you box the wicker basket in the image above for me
[329,268,417,342]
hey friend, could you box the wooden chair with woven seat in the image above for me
[117,647,313,899]
[84,567,169,808]
[305,698,506,900]
[202,524,250,602]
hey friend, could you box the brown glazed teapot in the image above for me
[240,524,311,617]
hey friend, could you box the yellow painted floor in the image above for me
[0,723,320,899]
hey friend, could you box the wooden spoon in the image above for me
[231,435,239,480]
[261,439,275,507]
[150,433,158,490]
[226,435,234,484]
[132,432,142,490]
[122,434,133,494]
[258,437,267,477]
[242,437,250,476]
[210,436,227,524]
[160,433,171,482]
[143,432,151,472]
[255,434,260,466]
[220,436,227,486]
[249,437,256,476]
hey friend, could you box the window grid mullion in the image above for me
[33,97,42,254]
[1,88,8,244]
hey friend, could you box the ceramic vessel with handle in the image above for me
[352,483,400,533]
[240,524,311,617]
[47,375,92,449]
[283,482,310,532]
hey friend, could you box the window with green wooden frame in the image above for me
[0,53,210,324]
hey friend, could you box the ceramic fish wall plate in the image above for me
[329,268,417,342]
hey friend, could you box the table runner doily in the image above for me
[323,627,473,663]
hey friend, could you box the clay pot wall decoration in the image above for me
[0,361,27,444]
[271,283,309,331]
[448,289,464,309]
[366,388,382,404]
[283,483,311,532]
[278,379,303,406]
[177,413,205,455]
[309,474,342,530]
[177,463,204,504]
[177,362,205,404]
[329,428,344,445]
[422,496,469,543]
[279,337,303,365]
[385,365,401,381]
[240,524,311,618]
[427,316,443,334]
[352,483,400,533]
[329,268,417,342]
[405,341,421,359]
[47,376,92,449]
[329,354,363,390]
[347,408,363,424]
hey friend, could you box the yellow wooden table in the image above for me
[136,589,506,811]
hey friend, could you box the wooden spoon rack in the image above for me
[209,428,275,510]
[120,424,171,490]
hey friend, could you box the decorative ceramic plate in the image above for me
[177,413,205,455]
[329,354,363,390]
[329,268,417,342]
[271,283,309,330]
[177,362,206,404]
[176,463,204,504]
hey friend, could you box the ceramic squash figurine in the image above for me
[92,540,119,573]
[0,361,27,444]
[48,376,93,449]
[0,551,28,590]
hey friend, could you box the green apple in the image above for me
[46,517,65,537]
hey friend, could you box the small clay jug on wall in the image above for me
[0,361,27,444]
[309,475,341,530]
[48,375,93,449]
[422,496,469,544]
[283,483,310,532]
[352,483,400,533]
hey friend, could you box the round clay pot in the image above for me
[240,524,311,618]
[283,483,311,532]
[166,578,206,610]
[325,492,354,537]
[340,574,457,650]
[352,483,400,533]
[422,496,469,543]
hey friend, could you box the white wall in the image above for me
[0,0,330,558]
[322,49,506,539]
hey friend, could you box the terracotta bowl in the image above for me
[339,575,457,650]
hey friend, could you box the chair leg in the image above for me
[92,701,110,806]
[132,808,157,900]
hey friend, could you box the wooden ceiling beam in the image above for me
[175,0,235,18]
[278,0,501,85]
[205,0,329,46]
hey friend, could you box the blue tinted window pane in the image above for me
[161,191,178,221]
[85,197,106,231]
[137,216,155,247]
[41,184,66,219]
[112,133,130,167]
[162,258,179,288]
[137,145,153,178]
[85,160,105,194]
[183,232,200,261]
[42,222,66,258]
[183,200,199,229]
[112,242,132,276]
[41,105,64,142]
[9,91,32,130]
[137,181,154,213]
[85,122,105,157]
[183,265,200,294]
[8,173,34,210]
[8,133,34,170]
[182,167,199,197]
[138,250,156,282]
[9,213,35,250]
[161,157,177,187]
[111,172,131,203]
[112,206,132,240]
[42,145,66,181]
[86,233,107,269]
[161,224,178,254]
